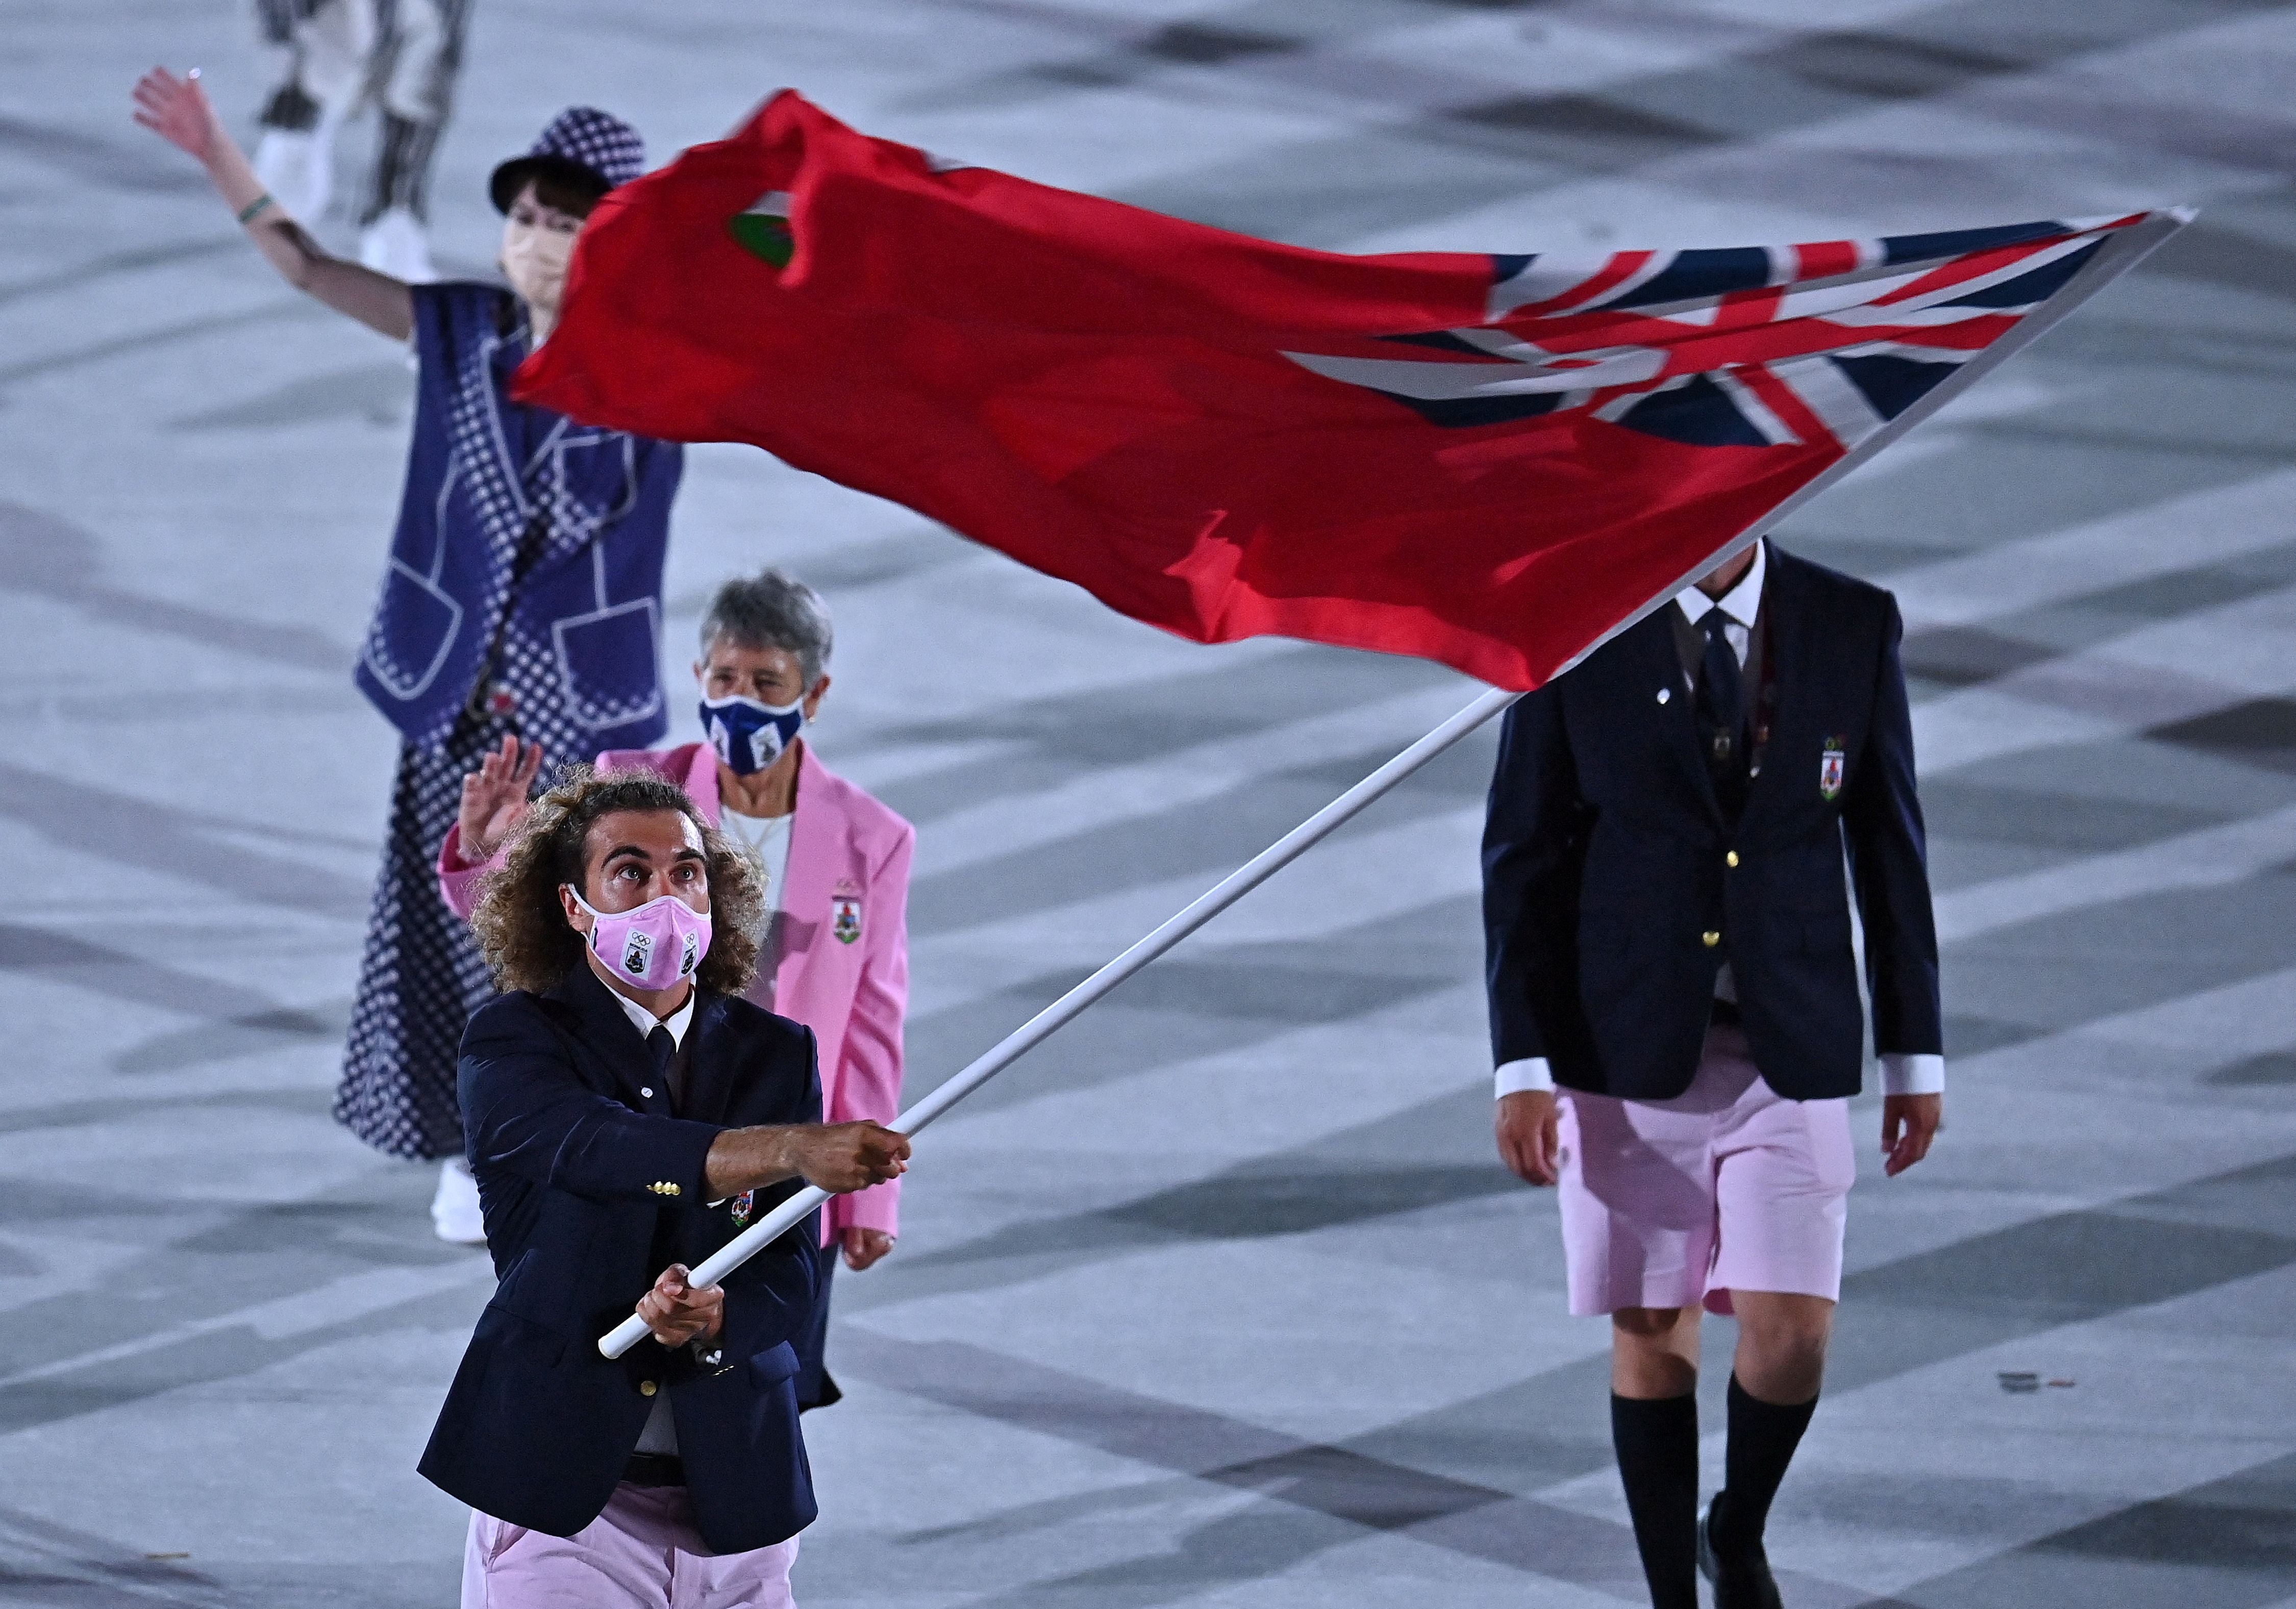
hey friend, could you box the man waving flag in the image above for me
[517,90,2184,691]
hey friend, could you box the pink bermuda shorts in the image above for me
[1556,1023,1854,1317]
[462,1483,798,1609]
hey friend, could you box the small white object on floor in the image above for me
[361,207,438,283]
[252,128,331,221]
[432,1155,487,1244]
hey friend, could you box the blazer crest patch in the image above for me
[831,878,863,945]
[1819,739,1846,801]
[730,1190,757,1228]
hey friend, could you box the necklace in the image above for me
[719,808,791,907]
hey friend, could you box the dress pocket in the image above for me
[363,559,465,700]
[551,598,663,732]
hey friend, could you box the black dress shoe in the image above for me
[1699,1497,1784,1609]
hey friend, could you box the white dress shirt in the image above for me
[1494,541,1944,1101]
[608,984,695,1066]
[609,983,696,1456]
[1675,538,1766,691]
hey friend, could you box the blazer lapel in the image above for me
[1644,609,1724,825]
[548,965,656,1104]
[772,744,839,1008]
[679,992,740,1125]
[683,742,722,823]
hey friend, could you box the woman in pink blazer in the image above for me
[438,569,912,1410]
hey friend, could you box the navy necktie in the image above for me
[1699,611,1751,824]
[646,1024,675,1103]
[1700,611,1746,745]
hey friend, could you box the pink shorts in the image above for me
[463,1483,798,1608]
[1557,1024,1854,1317]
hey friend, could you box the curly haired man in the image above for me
[419,766,910,1607]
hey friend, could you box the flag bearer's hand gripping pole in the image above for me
[600,686,1523,1359]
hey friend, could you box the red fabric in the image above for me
[514,92,2089,688]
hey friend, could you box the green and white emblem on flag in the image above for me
[730,191,794,268]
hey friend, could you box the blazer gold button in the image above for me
[648,1181,681,1197]
[639,1379,658,1397]
[1726,851,1740,868]
[1702,930,1721,947]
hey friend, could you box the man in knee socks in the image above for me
[1481,537,1944,1607]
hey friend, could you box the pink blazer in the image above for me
[439,741,914,1241]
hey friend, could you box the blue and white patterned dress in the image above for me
[335,281,682,1160]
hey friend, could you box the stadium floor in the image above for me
[4,2,2294,1603]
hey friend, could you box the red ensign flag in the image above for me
[516,92,2182,690]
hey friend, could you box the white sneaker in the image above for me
[361,206,438,283]
[431,1156,487,1245]
[252,127,330,220]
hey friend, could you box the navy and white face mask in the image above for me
[701,694,806,775]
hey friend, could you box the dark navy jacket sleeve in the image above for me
[1482,686,1586,1068]
[460,1003,722,1204]
[1839,596,1944,1058]
[710,1026,823,1364]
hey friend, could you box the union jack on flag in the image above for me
[1280,214,2180,456]
[522,93,2190,690]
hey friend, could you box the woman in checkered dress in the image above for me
[135,76,684,1239]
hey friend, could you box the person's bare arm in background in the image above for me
[133,66,413,340]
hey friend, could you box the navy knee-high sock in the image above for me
[1610,1392,1699,1608]
[1713,1374,1817,1555]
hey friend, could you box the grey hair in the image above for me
[697,568,834,687]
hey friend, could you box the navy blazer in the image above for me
[1481,545,1941,1101]
[419,965,821,1553]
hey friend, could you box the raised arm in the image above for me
[131,67,413,341]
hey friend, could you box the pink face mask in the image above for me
[567,890,712,991]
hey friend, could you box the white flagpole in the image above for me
[600,683,1520,1358]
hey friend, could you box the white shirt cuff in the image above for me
[1495,1058,1555,1098]
[1881,1053,1945,1096]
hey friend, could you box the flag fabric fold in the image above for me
[517,91,2186,691]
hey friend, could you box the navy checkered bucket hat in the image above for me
[489,107,645,212]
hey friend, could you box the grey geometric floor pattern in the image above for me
[4,0,2294,1604]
